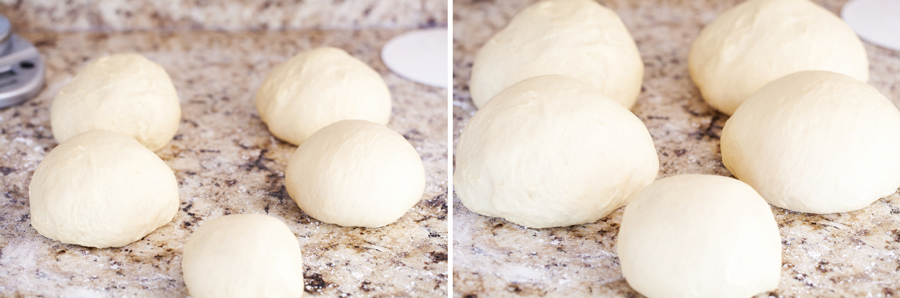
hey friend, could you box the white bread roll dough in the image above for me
[52,53,181,151]
[182,214,304,298]
[618,175,781,298]
[455,75,658,228]
[469,0,643,109]
[256,47,392,145]
[29,130,179,248]
[689,0,868,115]
[722,71,900,214]
[285,120,425,227]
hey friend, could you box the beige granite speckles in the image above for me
[0,29,448,297]
[0,0,448,32]
[453,0,900,297]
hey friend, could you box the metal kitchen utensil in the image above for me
[0,13,44,108]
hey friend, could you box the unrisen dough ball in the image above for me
[722,71,900,214]
[469,0,643,109]
[455,75,658,228]
[689,0,868,115]
[618,174,782,298]
[256,47,392,145]
[285,120,425,227]
[51,53,181,151]
[182,214,304,298]
[29,130,179,248]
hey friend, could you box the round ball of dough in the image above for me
[689,0,868,115]
[285,120,425,227]
[29,130,179,248]
[618,174,782,298]
[722,70,900,214]
[469,0,643,109]
[182,214,304,298]
[256,47,392,145]
[52,53,181,151]
[455,75,659,228]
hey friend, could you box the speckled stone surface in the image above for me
[0,0,448,32]
[0,29,448,296]
[453,0,900,297]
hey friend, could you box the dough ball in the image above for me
[182,214,304,298]
[469,0,643,109]
[618,174,782,298]
[256,47,392,145]
[29,130,179,248]
[52,53,181,151]
[285,120,425,227]
[689,0,868,115]
[722,70,900,213]
[455,75,658,228]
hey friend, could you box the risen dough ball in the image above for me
[182,214,304,298]
[51,53,181,151]
[618,174,782,298]
[285,120,425,227]
[722,71,900,214]
[256,47,392,145]
[469,0,643,109]
[455,75,658,228]
[29,130,179,248]
[689,0,868,115]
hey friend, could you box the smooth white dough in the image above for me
[285,120,425,227]
[256,47,392,145]
[51,53,181,151]
[182,214,304,298]
[469,0,643,109]
[722,70,900,214]
[688,0,869,115]
[29,130,179,248]
[618,174,782,298]
[455,75,658,228]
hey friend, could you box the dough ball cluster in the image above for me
[29,130,179,248]
[285,120,426,227]
[455,75,658,228]
[618,174,782,298]
[182,214,304,298]
[52,53,181,151]
[256,47,392,145]
[469,0,643,109]
[689,0,868,115]
[722,71,900,214]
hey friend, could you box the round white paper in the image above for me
[842,0,900,51]
[381,28,448,88]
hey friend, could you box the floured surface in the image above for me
[0,30,447,297]
[453,0,900,297]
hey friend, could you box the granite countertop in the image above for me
[0,28,448,297]
[452,0,900,297]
